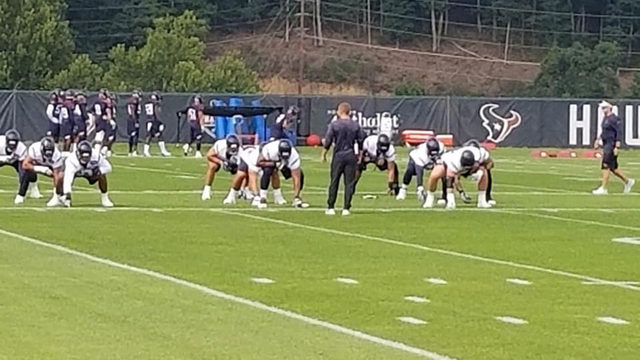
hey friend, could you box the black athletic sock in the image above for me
[486,170,493,200]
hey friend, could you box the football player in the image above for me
[0,130,41,203]
[73,91,89,145]
[59,89,76,152]
[62,140,113,207]
[20,137,64,207]
[357,133,399,195]
[222,145,261,206]
[256,139,307,208]
[396,138,444,201]
[143,92,171,157]
[90,88,111,153]
[45,90,61,142]
[102,91,118,157]
[201,135,242,201]
[177,95,204,158]
[423,145,493,210]
[127,90,142,157]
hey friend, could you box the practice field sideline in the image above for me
[1,146,639,360]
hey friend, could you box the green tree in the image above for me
[205,51,260,94]
[534,41,620,98]
[394,80,427,96]
[0,0,74,89]
[47,54,104,90]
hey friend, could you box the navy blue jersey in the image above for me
[144,101,159,122]
[601,114,621,148]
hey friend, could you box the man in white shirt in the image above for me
[396,138,444,201]
[222,145,262,206]
[201,135,242,200]
[424,145,493,210]
[256,139,307,208]
[20,137,64,207]
[0,130,42,203]
[62,141,114,207]
[357,133,399,195]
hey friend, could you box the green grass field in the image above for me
[1,145,639,360]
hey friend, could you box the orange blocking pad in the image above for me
[436,134,454,147]
[531,149,556,158]
[582,150,602,159]
[401,130,434,146]
[558,150,578,158]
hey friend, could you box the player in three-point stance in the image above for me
[201,135,242,201]
[143,92,171,157]
[357,133,399,195]
[222,145,261,206]
[423,145,494,210]
[0,130,42,204]
[396,138,444,202]
[61,140,114,208]
[256,139,307,209]
[20,137,65,207]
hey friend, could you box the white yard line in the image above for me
[221,211,640,292]
[0,227,457,360]
[498,210,640,234]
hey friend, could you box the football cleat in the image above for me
[396,188,407,200]
[624,179,635,194]
[182,143,190,156]
[201,187,211,201]
[293,197,309,208]
[101,197,114,208]
[223,194,236,205]
[460,191,472,204]
[488,199,497,206]
[195,151,203,159]
[436,199,447,206]
[341,209,351,216]
[592,187,608,195]
[325,208,336,216]
[28,183,42,199]
[14,195,24,205]
[46,195,63,208]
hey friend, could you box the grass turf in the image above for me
[0,144,639,360]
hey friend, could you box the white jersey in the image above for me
[63,149,112,194]
[0,136,27,164]
[240,146,260,173]
[211,139,242,163]
[27,143,63,169]
[362,135,396,162]
[409,140,445,168]
[46,103,60,124]
[442,146,490,174]
[261,141,301,170]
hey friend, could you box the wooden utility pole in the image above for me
[285,0,290,42]
[367,0,372,46]
[298,0,305,94]
[316,0,323,46]
[504,20,511,62]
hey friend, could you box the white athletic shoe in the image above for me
[132,151,138,157]
[488,200,497,206]
[445,201,456,210]
[341,209,351,216]
[396,188,407,200]
[423,194,435,209]
[624,179,635,194]
[46,196,62,208]
[182,144,190,156]
[28,183,42,199]
[101,197,114,208]
[436,199,447,206]
[195,151,203,159]
[274,196,287,205]
[161,151,171,157]
[144,151,151,158]
[592,187,608,195]
[477,201,492,209]
[14,195,24,205]
[223,195,236,205]
[251,196,261,207]
[128,152,133,157]
[201,188,212,201]
[325,208,336,216]
[106,150,113,158]
[258,198,268,209]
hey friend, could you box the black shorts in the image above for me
[61,120,74,139]
[602,149,619,170]
[238,159,249,173]
[96,119,109,133]
[190,124,202,142]
[127,120,139,136]
[79,174,100,185]
[47,122,60,140]
[146,121,164,137]
[74,118,86,136]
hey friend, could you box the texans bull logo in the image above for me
[479,104,522,143]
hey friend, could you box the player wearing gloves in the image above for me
[201,135,242,200]
[20,137,64,207]
[177,95,205,158]
[0,130,41,203]
[357,134,399,195]
[62,141,114,207]
[396,138,444,202]
[256,139,307,209]
[423,145,493,210]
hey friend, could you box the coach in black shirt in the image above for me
[322,102,365,216]
[593,101,635,195]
